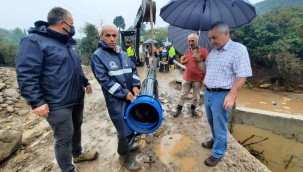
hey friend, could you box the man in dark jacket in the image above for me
[16,7,98,172]
[91,24,141,170]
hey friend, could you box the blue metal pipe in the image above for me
[125,64,163,134]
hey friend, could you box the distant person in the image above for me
[168,43,176,66]
[139,42,144,64]
[154,43,160,61]
[91,24,141,170]
[125,38,131,47]
[173,33,208,117]
[202,21,252,167]
[16,7,98,172]
[144,44,150,67]
[127,43,136,65]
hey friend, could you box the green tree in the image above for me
[77,23,99,65]
[230,7,303,77]
[143,27,168,44]
[0,27,27,46]
[113,16,126,31]
[140,23,146,35]
[0,35,18,66]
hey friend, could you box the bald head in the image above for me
[188,33,198,41]
[100,24,119,50]
[100,24,118,36]
[187,33,198,49]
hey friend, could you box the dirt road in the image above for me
[0,66,269,172]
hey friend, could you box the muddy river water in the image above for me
[131,66,303,171]
[233,85,303,172]
[167,65,303,172]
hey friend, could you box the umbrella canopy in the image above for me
[144,38,158,44]
[160,0,256,31]
[162,41,171,47]
[168,25,213,54]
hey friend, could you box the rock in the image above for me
[0,83,6,91]
[0,104,8,108]
[187,94,193,99]
[6,101,14,105]
[7,106,14,113]
[0,130,22,162]
[4,81,11,85]
[3,89,20,99]
[18,110,30,116]
[6,97,18,103]
[0,97,3,103]
[159,93,166,97]
[259,83,272,88]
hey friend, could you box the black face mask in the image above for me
[63,21,75,37]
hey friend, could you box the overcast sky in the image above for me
[0,0,264,38]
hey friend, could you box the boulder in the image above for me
[0,83,6,91]
[0,130,22,162]
[259,83,272,88]
[18,110,30,116]
[3,89,20,99]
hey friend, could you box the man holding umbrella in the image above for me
[173,33,208,117]
[202,21,252,167]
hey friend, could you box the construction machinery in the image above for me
[119,0,156,66]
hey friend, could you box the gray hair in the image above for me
[188,33,198,41]
[100,24,118,35]
[47,7,69,25]
[210,21,229,34]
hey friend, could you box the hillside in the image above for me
[255,0,303,15]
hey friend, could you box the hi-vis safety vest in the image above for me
[169,47,176,58]
[127,47,135,56]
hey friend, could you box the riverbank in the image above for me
[0,66,270,171]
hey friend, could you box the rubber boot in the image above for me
[173,105,182,117]
[126,133,139,152]
[119,153,141,171]
[117,137,129,155]
[191,104,198,116]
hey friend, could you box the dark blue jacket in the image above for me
[91,40,140,137]
[16,21,89,111]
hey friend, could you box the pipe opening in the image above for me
[125,95,163,134]
[130,103,159,125]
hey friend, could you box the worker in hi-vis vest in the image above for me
[168,43,176,67]
[127,43,136,65]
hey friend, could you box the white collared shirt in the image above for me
[204,39,252,89]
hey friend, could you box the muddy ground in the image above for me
[0,66,269,172]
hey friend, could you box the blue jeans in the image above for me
[204,90,230,158]
[46,103,83,172]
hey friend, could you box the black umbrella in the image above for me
[160,0,256,31]
[168,25,213,54]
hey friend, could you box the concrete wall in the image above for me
[174,60,303,142]
[229,106,303,143]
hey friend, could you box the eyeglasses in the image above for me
[63,20,72,27]
[208,36,218,40]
